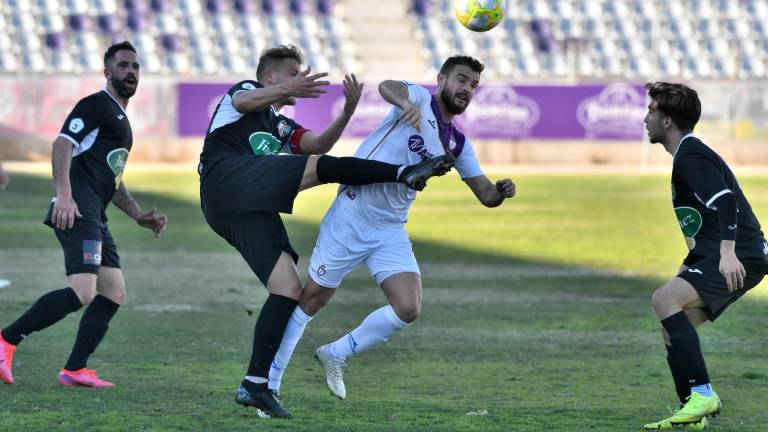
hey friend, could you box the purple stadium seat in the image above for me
[316,0,331,16]
[97,14,118,34]
[206,0,222,14]
[150,0,167,12]
[126,14,147,32]
[68,14,87,32]
[413,0,430,17]
[44,32,64,49]
[161,34,180,52]
[289,0,305,15]
[261,0,276,15]
[124,0,145,13]
[234,0,252,14]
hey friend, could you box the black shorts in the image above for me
[204,210,299,285]
[52,219,121,276]
[678,254,768,321]
[200,154,308,216]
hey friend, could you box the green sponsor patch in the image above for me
[675,206,702,250]
[249,132,281,156]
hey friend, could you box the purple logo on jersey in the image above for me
[407,135,434,161]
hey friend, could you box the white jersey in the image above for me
[337,82,484,229]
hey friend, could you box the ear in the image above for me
[264,69,274,85]
[437,73,446,89]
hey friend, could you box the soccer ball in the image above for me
[454,0,506,32]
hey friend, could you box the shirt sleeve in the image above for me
[399,81,430,107]
[674,150,732,210]
[276,114,310,154]
[58,96,105,148]
[454,138,485,180]
[228,80,262,98]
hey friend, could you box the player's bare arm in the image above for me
[112,182,168,237]
[378,80,421,132]
[232,68,330,113]
[464,175,516,208]
[719,239,746,291]
[51,136,81,230]
[299,74,363,154]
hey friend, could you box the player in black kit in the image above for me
[198,45,453,418]
[0,42,167,388]
[642,82,768,430]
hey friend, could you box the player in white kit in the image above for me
[265,56,516,409]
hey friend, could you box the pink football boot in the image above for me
[57,368,115,388]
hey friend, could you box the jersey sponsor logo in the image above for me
[407,135,434,161]
[248,132,281,156]
[675,206,703,250]
[68,118,85,133]
[241,82,256,90]
[687,268,703,275]
[82,240,102,265]
[277,120,292,138]
[107,148,130,180]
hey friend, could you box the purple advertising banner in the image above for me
[178,82,647,140]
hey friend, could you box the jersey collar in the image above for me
[103,88,129,117]
[673,132,695,159]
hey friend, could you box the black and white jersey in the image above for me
[48,89,133,224]
[199,80,309,171]
[672,134,766,258]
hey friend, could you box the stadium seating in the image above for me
[0,0,764,79]
[411,0,768,79]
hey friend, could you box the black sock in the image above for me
[665,344,691,404]
[316,155,400,185]
[2,287,82,345]
[661,311,710,387]
[64,295,120,371]
[246,294,299,380]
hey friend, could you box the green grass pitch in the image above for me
[0,168,766,431]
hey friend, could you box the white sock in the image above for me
[691,383,714,397]
[328,305,409,360]
[268,306,313,390]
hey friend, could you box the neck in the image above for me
[663,130,687,156]
[106,85,129,109]
[435,95,455,123]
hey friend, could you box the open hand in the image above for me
[282,67,330,98]
[342,74,364,116]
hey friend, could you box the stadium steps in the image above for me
[338,0,428,80]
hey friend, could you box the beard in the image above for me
[111,75,137,98]
[440,87,468,115]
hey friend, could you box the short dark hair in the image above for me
[256,44,304,81]
[645,82,701,132]
[104,41,137,67]
[439,55,484,76]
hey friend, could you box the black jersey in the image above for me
[672,135,766,258]
[47,89,133,224]
[199,80,308,175]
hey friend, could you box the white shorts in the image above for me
[308,201,420,288]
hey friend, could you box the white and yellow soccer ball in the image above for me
[453,0,506,32]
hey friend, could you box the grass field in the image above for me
[0,167,766,431]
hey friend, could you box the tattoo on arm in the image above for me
[112,182,143,220]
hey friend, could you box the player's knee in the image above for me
[72,286,97,305]
[393,303,421,323]
[650,286,669,309]
[107,288,127,305]
[301,292,329,315]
